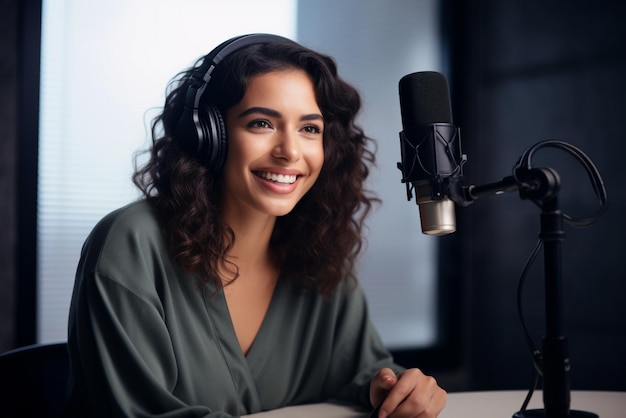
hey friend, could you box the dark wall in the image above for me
[0,0,19,352]
[0,0,40,351]
[446,0,626,391]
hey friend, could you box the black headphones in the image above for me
[175,33,291,172]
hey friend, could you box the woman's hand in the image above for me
[369,367,446,418]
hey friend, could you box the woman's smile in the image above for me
[253,170,298,185]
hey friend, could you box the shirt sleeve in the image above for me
[66,207,238,418]
[324,282,405,409]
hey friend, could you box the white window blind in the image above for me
[37,0,297,343]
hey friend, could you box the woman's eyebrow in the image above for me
[300,113,324,122]
[237,106,281,119]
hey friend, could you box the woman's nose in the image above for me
[272,130,301,162]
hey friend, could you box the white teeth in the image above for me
[257,171,297,184]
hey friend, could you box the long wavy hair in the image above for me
[133,37,378,295]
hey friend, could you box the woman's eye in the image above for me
[248,119,272,129]
[302,125,322,135]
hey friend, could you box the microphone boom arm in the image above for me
[451,167,560,207]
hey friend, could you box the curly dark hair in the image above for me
[133,36,378,295]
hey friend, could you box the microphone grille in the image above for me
[399,71,453,127]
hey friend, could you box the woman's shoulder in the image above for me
[80,200,168,271]
[74,200,190,299]
[88,199,161,241]
[96,199,160,231]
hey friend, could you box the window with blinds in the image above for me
[38,0,440,350]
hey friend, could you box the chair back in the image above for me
[0,342,69,418]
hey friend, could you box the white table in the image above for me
[244,402,367,417]
[440,390,625,418]
[244,391,626,417]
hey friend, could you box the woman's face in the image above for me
[222,69,325,219]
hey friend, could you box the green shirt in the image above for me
[67,200,401,417]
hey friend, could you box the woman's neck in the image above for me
[221,208,277,283]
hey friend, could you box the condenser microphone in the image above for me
[397,71,465,235]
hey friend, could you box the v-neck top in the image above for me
[66,200,402,417]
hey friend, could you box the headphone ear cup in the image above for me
[174,95,227,171]
[200,106,228,172]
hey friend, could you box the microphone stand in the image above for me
[459,167,598,418]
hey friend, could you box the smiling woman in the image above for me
[65,34,447,418]
[37,0,443,358]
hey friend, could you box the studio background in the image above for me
[2,0,625,393]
